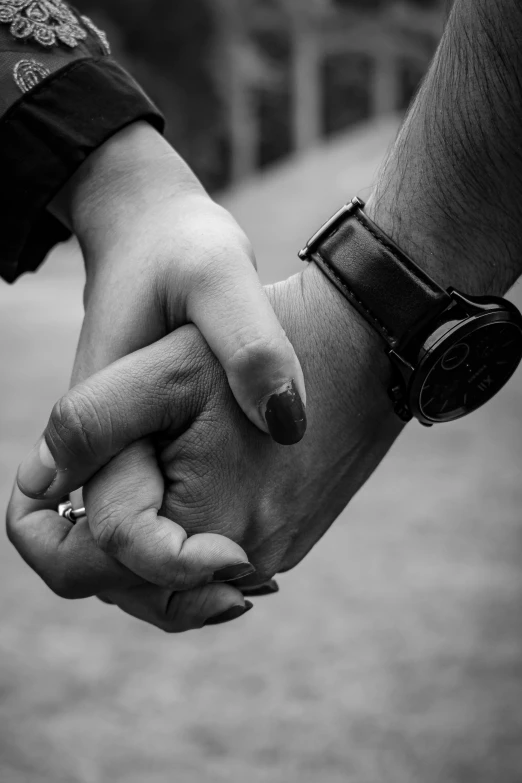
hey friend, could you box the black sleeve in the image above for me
[0,4,165,283]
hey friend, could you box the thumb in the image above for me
[16,327,208,501]
[184,210,307,446]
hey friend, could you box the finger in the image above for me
[240,579,280,597]
[100,582,253,633]
[6,483,144,599]
[83,439,254,589]
[73,197,305,445]
[182,203,307,445]
[16,328,207,501]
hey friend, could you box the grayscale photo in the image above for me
[1,1,522,782]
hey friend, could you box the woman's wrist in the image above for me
[48,120,205,265]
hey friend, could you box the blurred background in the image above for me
[79,0,446,190]
[3,1,522,782]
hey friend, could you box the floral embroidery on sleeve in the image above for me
[0,1,88,48]
[13,57,51,91]
[80,15,110,56]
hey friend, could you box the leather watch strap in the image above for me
[301,198,452,349]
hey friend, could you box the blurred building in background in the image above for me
[77,0,447,190]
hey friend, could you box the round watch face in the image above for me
[418,321,522,422]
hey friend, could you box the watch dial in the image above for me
[419,322,522,421]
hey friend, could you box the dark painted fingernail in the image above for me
[213,562,256,583]
[261,380,307,445]
[241,579,280,596]
[17,436,57,497]
[204,601,253,627]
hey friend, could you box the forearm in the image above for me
[366,0,522,296]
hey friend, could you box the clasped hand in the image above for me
[7,124,404,631]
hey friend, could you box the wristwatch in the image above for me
[299,197,522,426]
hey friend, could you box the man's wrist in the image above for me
[362,0,522,299]
[272,263,395,420]
[363,151,490,297]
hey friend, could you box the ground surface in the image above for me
[1,118,522,783]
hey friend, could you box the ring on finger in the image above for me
[58,500,87,524]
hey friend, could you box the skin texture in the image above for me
[8,265,402,631]
[366,0,522,296]
[49,121,307,445]
[10,0,522,630]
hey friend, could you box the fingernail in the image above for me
[204,601,253,627]
[97,596,115,606]
[261,380,307,445]
[17,436,57,497]
[241,579,279,596]
[212,562,256,583]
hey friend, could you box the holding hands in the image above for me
[7,120,314,629]
[12,0,522,632]
[8,250,403,630]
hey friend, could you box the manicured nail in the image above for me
[212,562,256,583]
[261,380,307,445]
[97,596,115,606]
[17,436,57,497]
[241,579,279,596]
[204,601,253,627]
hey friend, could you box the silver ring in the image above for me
[58,500,87,524]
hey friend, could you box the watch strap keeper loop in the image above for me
[307,200,452,349]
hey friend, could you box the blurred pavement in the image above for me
[1,117,522,783]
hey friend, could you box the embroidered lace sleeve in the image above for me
[0,2,165,283]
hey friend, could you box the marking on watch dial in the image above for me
[13,58,51,92]
[0,1,88,48]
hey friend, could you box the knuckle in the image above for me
[165,565,191,592]
[90,506,184,589]
[91,505,128,557]
[227,334,292,379]
[180,206,257,289]
[159,544,202,592]
[47,390,101,464]
[204,202,256,258]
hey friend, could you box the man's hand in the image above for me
[8,264,404,631]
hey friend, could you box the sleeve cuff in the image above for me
[0,56,165,283]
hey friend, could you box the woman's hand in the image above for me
[10,119,308,630]
[49,120,306,446]
[9,265,405,631]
